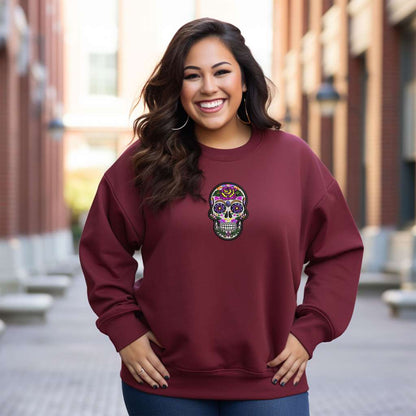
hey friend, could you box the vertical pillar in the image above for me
[288,0,304,137]
[300,0,309,143]
[18,0,44,274]
[379,3,400,226]
[39,0,54,266]
[347,54,365,224]
[366,0,400,226]
[320,3,338,172]
[365,1,383,226]
[307,0,323,155]
[0,0,26,292]
[333,0,349,190]
[271,0,289,121]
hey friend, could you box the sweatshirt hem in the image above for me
[120,362,309,400]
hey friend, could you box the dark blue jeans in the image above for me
[121,380,310,416]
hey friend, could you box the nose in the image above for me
[200,75,218,94]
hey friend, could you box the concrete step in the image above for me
[47,255,81,276]
[382,289,416,317]
[358,272,401,294]
[0,293,54,323]
[24,275,71,296]
[383,231,413,275]
[361,227,414,276]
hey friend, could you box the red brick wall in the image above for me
[0,0,68,239]
[320,116,334,173]
[380,8,400,225]
[347,55,365,225]
[0,0,19,237]
[272,0,404,228]
[364,1,401,226]
[19,1,38,235]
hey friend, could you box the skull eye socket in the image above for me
[213,202,226,214]
[231,202,244,214]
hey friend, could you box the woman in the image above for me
[79,18,364,416]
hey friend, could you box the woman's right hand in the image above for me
[119,331,170,389]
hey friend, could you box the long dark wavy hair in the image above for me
[131,17,281,212]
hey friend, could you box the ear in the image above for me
[242,83,247,93]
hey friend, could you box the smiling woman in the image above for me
[79,17,364,416]
[180,37,249,147]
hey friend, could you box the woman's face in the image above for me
[180,36,247,136]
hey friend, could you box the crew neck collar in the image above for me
[198,127,262,162]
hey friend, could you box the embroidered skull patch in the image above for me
[208,182,248,240]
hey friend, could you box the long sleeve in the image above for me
[290,179,364,359]
[79,174,150,352]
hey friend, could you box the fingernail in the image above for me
[152,384,158,389]
[162,384,167,389]
[294,381,299,386]
[164,376,170,380]
[272,379,278,385]
[280,381,285,387]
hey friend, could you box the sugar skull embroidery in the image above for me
[208,182,248,240]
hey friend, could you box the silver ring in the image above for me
[138,367,145,375]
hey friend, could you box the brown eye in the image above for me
[215,69,230,76]
[184,73,199,80]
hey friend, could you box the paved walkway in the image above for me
[0,273,415,416]
[306,289,416,415]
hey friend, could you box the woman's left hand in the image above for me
[266,333,310,386]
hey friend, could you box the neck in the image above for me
[195,119,252,149]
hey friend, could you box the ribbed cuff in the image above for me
[98,312,151,352]
[290,310,333,359]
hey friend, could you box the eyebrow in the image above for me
[184,61,232,71]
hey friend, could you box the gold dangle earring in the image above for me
[237,98,251,125]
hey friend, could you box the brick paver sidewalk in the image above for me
[0,274,415,415]
[0,274,127,416]
[307,289,416,415]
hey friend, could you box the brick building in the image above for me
[0,0,72,301]
[272,0,416,277]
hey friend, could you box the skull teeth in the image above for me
[220,223,237,231]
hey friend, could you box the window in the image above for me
[81,0,119,97]
[88,53,117,96]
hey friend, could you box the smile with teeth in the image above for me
[197,99,225,111]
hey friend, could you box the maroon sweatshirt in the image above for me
[79,127,364,400]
